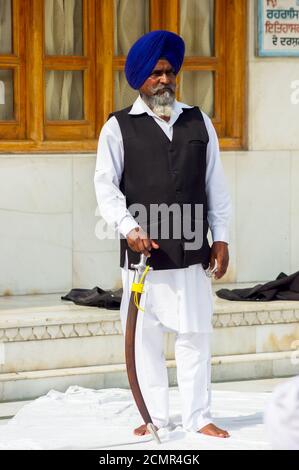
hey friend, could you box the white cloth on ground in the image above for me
[264,375,299,450]
[0,386,272,450]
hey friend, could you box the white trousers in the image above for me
[120,274,213,431]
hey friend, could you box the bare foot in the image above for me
[198,423,230,438]
[133,424,159,436]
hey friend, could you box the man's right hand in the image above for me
[126,227,159,257]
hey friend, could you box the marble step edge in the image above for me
[2,299,299,321]
[0,400,32,419]
[0,310,299,343]
[0,350,295,383]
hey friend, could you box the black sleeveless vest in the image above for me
[109,105,211,271]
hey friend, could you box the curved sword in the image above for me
[125,253,161,444]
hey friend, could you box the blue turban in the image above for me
[125,30,185,90]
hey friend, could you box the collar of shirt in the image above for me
[128,94,194,128]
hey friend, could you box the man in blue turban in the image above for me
[95,30,231,440]
[125,30,185,90]
[124,30,185,122]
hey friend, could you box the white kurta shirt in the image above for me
[94,96,231,333]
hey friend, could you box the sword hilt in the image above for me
[131,254,153,281]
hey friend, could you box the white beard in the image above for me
[141,89,175,117]
[151,103,173,117]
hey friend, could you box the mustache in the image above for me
[151,84,176,94]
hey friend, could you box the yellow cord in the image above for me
[131,264,150,312]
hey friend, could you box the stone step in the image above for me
[0,350,298,402]
[1,287,299,328]
[0,289,298,402]
[0,400,32,419]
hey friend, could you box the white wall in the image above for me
[0,155,121,296]
[222,0,299,282]
[0,0,298,295]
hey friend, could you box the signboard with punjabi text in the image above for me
[258,0,299,56]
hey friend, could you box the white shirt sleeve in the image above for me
[202,113,232,244]
[94,116,139,238]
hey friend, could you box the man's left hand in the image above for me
[209,241,229,280]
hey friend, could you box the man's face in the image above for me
[139,59,176,98]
